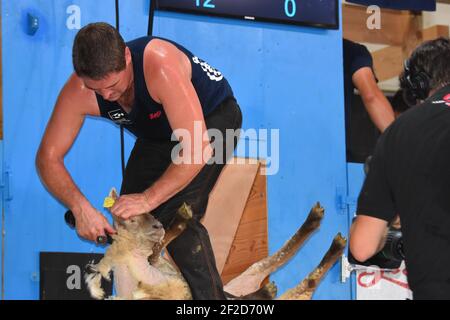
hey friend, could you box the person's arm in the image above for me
[111,40,213,219]
[350,215,389,262]
[353,67,395,132]
[349,131,396,262]
[36,74,116,241]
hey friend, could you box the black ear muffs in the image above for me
[401,59,431,102]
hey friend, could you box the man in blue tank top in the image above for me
[36,22,242,300]
[343,39,395,161]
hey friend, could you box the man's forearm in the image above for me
[36,156,90,215]
[144,162,205,211]
[143,142,213,211]
[375,226,389,253]
[353,67,395,132]
[349,215,390,262]
[363,93,395,132]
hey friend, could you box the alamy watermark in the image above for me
[366,5,381,30]
[66,265,82,290]
[170,121,280,176]
[66,5,81,30]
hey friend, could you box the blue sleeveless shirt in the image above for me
[95,36,234,140]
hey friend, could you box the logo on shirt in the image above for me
[432,93,450,107]
[192,56,224,82]
[108,109,132,125]
[444,94,450,106]
[149,110,162,120]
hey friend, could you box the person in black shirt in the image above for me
[343,39,395,160]
[349,37,450,300]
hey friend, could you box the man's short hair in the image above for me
[400,37,450,102]
[72,22,126,79]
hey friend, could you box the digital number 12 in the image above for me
[196,0,216,9]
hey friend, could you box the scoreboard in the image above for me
[155,0,339,29]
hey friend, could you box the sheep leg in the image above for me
[148,203,193,265]
[85,254,114,300]
[277,233,347,300]
[224,203,324,297]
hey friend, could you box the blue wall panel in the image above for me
[0,140,3,298]
[118,0,150,40]
[152,5,350,299]
[346,162,366,299]
[1,0,122,299]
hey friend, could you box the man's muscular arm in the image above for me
[36,74,116,241]
[111,40,213,219]
[353,67,395,132]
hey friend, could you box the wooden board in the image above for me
[371,25,449,81]
[421,25,450,41]
[202,158,261,273]
[372,46,404,81]
[343,3,419,47]
[221,163,269,285]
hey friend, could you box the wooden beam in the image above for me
[343,3,421,46]
[202,159,261,274]
[372,25,449,82]
[221,163,268,285]
[372,46,404,82]
[420,25,450,41]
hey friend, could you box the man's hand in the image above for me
[110,193,152,220]
[74,205,116,243]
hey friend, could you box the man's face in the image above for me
[82,69,129,102]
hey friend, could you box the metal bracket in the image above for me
[341,255,367,283]
[341,255,353,283]
[336,186,357,215]
[341,255,399,283]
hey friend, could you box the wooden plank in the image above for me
[421,25,450,41]
[221,164,268,285]
[202,158,261,274]
[372,46,404,81]
[343,3,420,46]
[403,24,449,66]
[371,25,449,82]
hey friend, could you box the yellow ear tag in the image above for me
[103,197,116,208]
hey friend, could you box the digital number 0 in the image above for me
[285,0,296,18]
